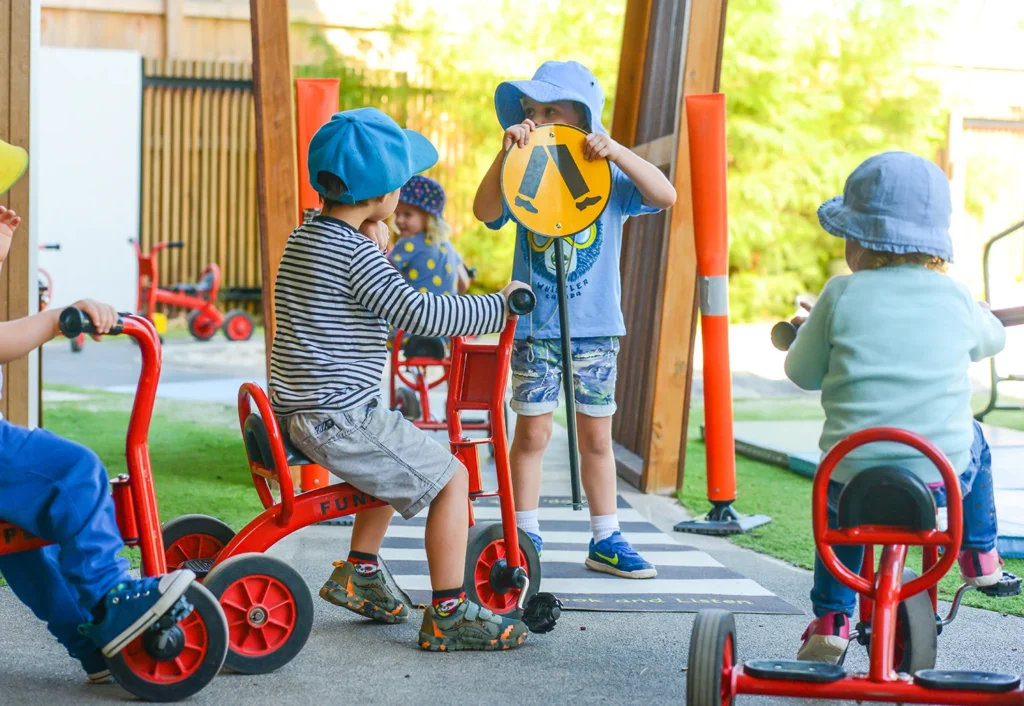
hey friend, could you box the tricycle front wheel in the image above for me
[464,523,541,618]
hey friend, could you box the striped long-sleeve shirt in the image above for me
[270,216,506,416]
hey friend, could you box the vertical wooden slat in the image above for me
[170,83,183,258]
[246,94,259,299]
[159,81,173,286]
[251,0,299,370]
[216,71,230,289]
[226,82,241,293]
[611,0,654,147]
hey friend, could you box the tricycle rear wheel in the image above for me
[162,514,236,571]
[464,523,541,619]
[687,609,736,706]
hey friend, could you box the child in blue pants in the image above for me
[785,152,1010,664]
[0,138,195,684]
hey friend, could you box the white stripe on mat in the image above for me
[384,527,672,545]
[380,549,723,567]
[469,507,648,523]
[394,575,774,596]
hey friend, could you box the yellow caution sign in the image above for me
[500,124,611,238]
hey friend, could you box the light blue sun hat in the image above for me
[494,60,607,134]
[817,151,954,262]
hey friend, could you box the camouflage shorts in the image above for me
[510,337,619,418]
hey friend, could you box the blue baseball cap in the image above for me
[818,152,954,263]
[494,60,607,134]
[307,107,438,203]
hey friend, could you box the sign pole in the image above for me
[553,237,583,510]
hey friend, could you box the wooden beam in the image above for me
[0,0,33,426]
[631,134,675,169]
[637,0,729,494]
[165,0,184,58]
[610,0,653,146]
[249,0,297,377]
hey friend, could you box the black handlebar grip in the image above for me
[40,244,61,250]
[466,266,478,280]
[508,289,536,316]
[59,307,124,338]
[167,240,185,249]
[771,321,799,351]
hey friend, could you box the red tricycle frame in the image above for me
[688,426,1024,705]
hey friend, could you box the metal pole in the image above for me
[553,237,583,510]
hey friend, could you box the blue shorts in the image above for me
[510,337,618,418]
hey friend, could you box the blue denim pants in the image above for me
[811,421,998,618]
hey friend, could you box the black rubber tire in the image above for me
[222,308,255,342]
[106,581,229,702]
[687,609,737,706]
[70,336,84,353]
[203,553,313,674]
[161,514,236,570]
[463,523,541,619]
[894,568,938,673]
[187,310,218,341]
[393,386,421,420]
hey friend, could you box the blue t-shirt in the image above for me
[785,266,1005,484]
[485,163,659,339]
[388,233,463,296]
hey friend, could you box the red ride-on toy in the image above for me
[0,309,228,702]
[130,238,254,342]
[158,289,561,674]
[389,268,510,448]
[686,426,1024,706]
[37,243,86,352]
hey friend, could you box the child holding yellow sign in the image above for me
[473,61,676,578]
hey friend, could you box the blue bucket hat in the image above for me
[399,175,446,220]
[817,151,954,262]
[307,107,438,203]
[494,60,607,134]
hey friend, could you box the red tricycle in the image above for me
[686,426,1023,705]
[0,309,228,702]
[37,243,86,352]
[388,267,509,447]
[158,289,560,674]
[130,238,254,342]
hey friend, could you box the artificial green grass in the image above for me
[679,397,1024,616]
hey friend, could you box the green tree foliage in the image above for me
[724,0,949,320]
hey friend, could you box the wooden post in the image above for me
[0,0,34,426]
[671,0,729,492]
[249,0,298,377]
[610,0,653,147]
[165,0,184,59]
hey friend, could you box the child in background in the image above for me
[389,175,470,296]
[472,61,676,578]
[270,108,532,651]
[0,139,196,684]
[785,151,1013,664]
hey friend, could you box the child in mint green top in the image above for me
[786,152,1013,665]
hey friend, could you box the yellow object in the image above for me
[500,124,611,238]
[0,139,29,196]
[152,311,168,335]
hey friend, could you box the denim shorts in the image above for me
[510,337,619,418]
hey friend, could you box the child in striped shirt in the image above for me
[270,108,532,651]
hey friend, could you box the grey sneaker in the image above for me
[418,599,528,652]
[319,561,409,624]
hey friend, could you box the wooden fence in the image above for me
[140,59,483,315]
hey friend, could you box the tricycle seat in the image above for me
[242,413,314,471]
[837,465,937,531]
[743,660,846,683]
[915,670,1021,693]
[403,335,447,360]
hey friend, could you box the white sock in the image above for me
[516,509,540,536]
[590,514,620,543]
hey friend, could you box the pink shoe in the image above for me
[958,548,1003,588]
[797,611,850,664]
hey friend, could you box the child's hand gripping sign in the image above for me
[499,123,611,238]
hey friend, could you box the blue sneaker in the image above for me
[79,569,195,658]
[586,532,657,579]
[526,531,543,557]
[80,649,112,684]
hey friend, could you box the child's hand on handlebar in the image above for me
[791,300,813,327]
[500,281,532,318]
[359,220,390,253]
[70,299,118,340]
[0,205,22,264]
[503,120,536,151]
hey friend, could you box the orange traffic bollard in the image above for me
[674,93,770,536]
[295,78,340,224]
